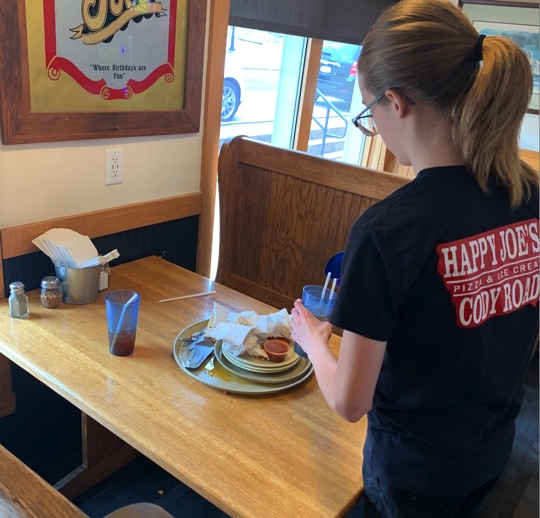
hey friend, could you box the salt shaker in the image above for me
[40,276,63,309]
[9,281,29,318]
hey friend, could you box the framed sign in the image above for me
[0,0,206,144]
[459,0,537,6]
[460,0,539,113]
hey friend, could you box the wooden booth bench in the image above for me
[0,443,173,518]
[216,135,410,311]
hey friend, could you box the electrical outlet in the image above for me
[105,148,124,185]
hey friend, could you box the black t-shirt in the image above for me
[330,165,539,495]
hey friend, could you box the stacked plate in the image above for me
[215,341,312,384]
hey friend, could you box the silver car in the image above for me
[222,51,245,122]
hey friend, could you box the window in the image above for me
[219,27,306,150]
[309,39,367,165]
[219,33,372,167]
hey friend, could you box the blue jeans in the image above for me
[348,466,500,518]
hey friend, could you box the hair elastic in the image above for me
[473,34,486,62]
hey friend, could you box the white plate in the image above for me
[214,341,311,384]
[223,349,301,373]
[222,341,299,370]
[173,320,313,395]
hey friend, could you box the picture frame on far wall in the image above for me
[459,0,539,114]
[0,0,207,145]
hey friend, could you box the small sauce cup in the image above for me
[263,339,289,363]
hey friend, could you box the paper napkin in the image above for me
[204,302,292,358]
[32,228,119,268]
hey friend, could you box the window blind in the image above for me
[229,0,398,45]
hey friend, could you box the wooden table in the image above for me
[0,256,365,517]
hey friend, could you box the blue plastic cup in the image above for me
[106,290,140,356]
[294,285,337,358]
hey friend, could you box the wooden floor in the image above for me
[0,357,537,517]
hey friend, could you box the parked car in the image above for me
[222,51,245,122]
[317,42,361,107]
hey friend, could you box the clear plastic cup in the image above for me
[294,285,336,358]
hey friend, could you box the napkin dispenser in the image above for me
[54,262,102,304]
[32,228,119,304]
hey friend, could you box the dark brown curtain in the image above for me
[229,0,398,45]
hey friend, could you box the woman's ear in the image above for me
[384,89,409,119]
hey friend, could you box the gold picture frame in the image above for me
[0,0,207,144]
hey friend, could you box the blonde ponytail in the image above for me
[452,36,538,206]
[358,0,539,206]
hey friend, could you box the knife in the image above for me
[180,335,215,369]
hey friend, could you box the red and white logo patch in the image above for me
[436,219,539,328]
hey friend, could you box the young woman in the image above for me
[290,1,539,516]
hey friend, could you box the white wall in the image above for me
[0,134,203,228]
[0,0,211,230]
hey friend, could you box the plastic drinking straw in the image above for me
[320,271,332,300]
[329,277,338,302]
[159,290,216,303]
[110,292,138,348]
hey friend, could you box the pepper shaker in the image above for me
[9,281,29,318]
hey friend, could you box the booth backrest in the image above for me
[0,444,174,518]
[0,443,87,517]
[216,136,410,312]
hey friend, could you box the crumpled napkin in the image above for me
[204,302,292,359]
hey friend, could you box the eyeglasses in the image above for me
[351,92,386,136]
